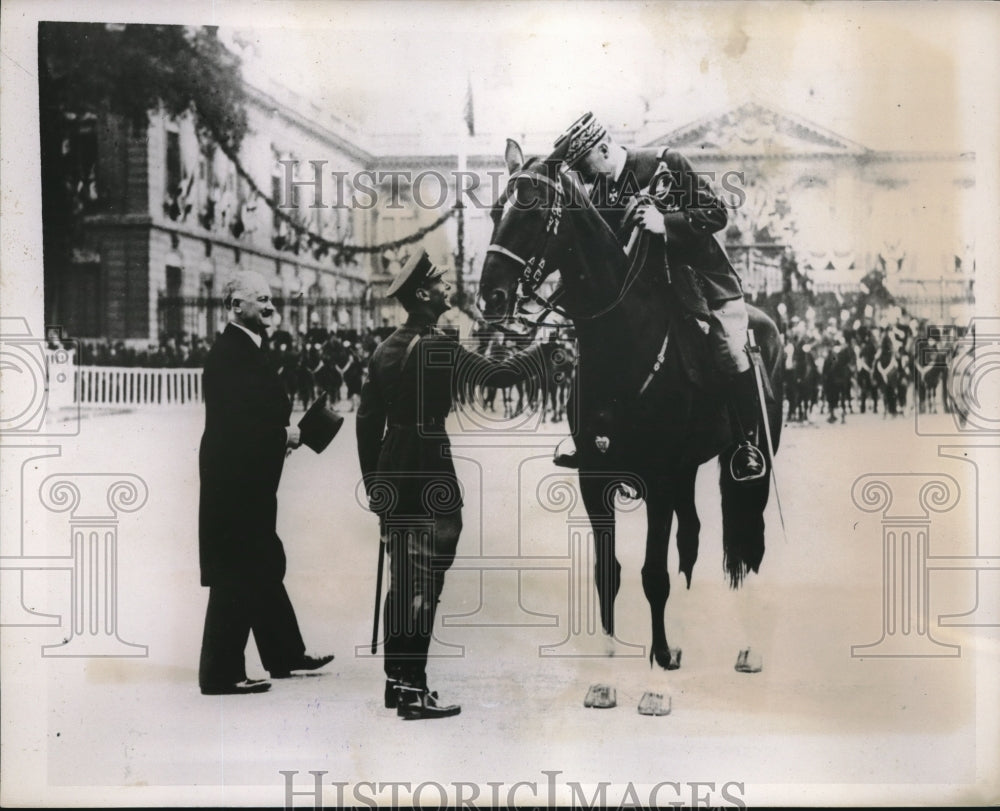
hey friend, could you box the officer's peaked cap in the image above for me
[386,249,445,299]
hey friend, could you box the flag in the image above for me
[463,77,475,137]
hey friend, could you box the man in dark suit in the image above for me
[553,112,765,479]
[357,250,540,719]
[198,270,333,695]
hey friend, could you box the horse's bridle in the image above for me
[484,170,567,336]
[485,167,653,334]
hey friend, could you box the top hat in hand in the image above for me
[298,392,344,454]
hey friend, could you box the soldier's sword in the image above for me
[748,329,787,541]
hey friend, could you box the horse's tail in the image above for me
[718,309,783,588]
[719,446,768,588]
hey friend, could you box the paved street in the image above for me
[6,403,997,806]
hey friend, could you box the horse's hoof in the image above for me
[583,683,616,709]
[650,647,681,671]
[637,691,672,716]
[735,648,763,673]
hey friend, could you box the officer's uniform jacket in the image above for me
[587,147,744,305]
[356,319,536,519]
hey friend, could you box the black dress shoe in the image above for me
[201,678,271,696]
[270,653,335,679]
[396,685,461,720]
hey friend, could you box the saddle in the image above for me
[632,229,716,391]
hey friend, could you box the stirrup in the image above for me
[730,441,767,483]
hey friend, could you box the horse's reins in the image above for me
[486,169,652,329]
[487,163,677,397]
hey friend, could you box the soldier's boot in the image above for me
[728,369,767,483]
[395,683,461,720]
[384,678,401,709]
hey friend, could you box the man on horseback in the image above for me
[553,112,765,479]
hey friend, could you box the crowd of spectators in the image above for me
[61,295,971,426]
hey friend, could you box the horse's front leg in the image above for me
[643,479,682,671]
[674,465,701,589]
[579,473,621,642]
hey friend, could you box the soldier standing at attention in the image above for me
[356,249,540,720]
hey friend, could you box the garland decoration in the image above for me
[207,124,456,266]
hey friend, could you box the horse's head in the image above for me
[478,138,571,332]
[479,138,629,336]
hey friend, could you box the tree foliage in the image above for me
[38,22,249,325]
[38,22,248,152]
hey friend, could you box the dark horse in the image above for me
[478,142,784,670]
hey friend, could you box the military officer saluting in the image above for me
[553,112,765,479]
[356,249,540,720]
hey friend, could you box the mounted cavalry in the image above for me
[477,114,785,705]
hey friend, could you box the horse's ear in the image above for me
[504,139,524,175]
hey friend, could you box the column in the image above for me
[39,474,149,657]
[851,473,961,658]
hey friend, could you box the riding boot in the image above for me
[728,369,767,482]
[395,681,461,720]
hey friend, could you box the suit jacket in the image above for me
[589,147,744,304]
[198,323,292,587]
[356,319,538,519]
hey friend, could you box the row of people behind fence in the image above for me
[68,323,579,423]
[74,335,212,368]
[70,314,960,428]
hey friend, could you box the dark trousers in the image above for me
[382,513,461,686]
[199,579,306,688]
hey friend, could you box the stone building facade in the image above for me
[50,77,375,345]
[49,95,976,344]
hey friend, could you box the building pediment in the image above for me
[646,101,869,157]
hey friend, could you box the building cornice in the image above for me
[371,154,507,171]
[244,84,375,166]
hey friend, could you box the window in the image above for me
[165,130,181,198]
[163,265,183,336]
[271,173,283,231]
[60,263,102,337]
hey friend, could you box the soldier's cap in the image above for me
[386,249,446,299]
[553,112,608,168]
